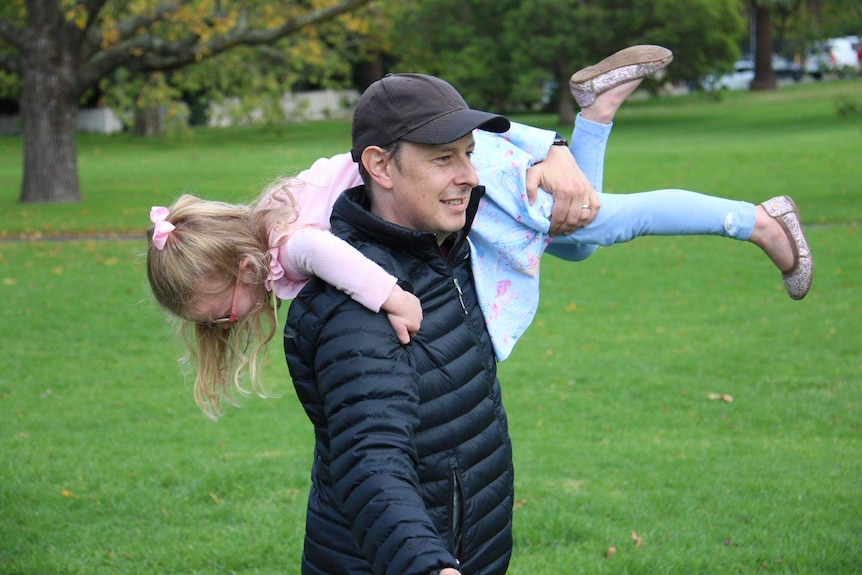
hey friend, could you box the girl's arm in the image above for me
[281,226,422,344]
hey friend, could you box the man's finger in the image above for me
[525,170,540,205]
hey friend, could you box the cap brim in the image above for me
[402,108,510,145]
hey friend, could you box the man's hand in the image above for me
[381,284,423,344]
[525,144,600,235]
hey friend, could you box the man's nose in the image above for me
[455,155,479,188]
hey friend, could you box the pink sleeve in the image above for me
[265,153,365,300]
[277,227,397,312]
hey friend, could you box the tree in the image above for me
[748,0,807,89]
[380,0,522,112]
[746,0,862,90]
[0,0,371,204]
[505,0,745,124]
[386,0,744,125]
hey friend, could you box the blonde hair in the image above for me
[147,186,298,418]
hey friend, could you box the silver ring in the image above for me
[581,204,591,210]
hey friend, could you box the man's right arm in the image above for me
[314,303,459,575]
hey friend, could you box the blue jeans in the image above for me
[546,115,756,261]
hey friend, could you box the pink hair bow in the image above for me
[150,206,175,251]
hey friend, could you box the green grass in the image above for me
[1,80,861,574]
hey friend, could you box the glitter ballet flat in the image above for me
[569,45,674,108]
[761,196,813,300]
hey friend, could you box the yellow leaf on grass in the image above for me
[61,489,74,497]
[708,393,734,403]
[605,546,617,559]
[631,531,644,548]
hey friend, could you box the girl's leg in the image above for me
[547,189,756,256]
[546,113,758,261]
[547,45,811,298]
[569,113,612,198]
[544,114,612,261]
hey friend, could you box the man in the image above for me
[284,73,587,575]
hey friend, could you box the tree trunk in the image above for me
[134,108,163,137]
[556,76,575,127]
[555,56,575,127]
[19,1,81,203]
[354,56,385,92]
[750,3,777,91]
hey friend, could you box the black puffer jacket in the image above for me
[284,185,514,575]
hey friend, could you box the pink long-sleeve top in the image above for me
[262,154,396,312]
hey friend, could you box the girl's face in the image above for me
[194,277,262,326]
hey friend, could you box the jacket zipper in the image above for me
[450,464,465,562]
[453,277,468,315]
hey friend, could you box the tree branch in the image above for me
[132,0,371,71]
[77,0,371,92]
[81,0,186,62]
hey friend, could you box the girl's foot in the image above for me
[570,45,673,119]
[751,196,813,300]
[579,77,645,124]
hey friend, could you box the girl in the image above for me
[147,45,812,417]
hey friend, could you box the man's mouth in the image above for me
[442,199,465,206]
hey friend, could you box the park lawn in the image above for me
[1,80,860,574]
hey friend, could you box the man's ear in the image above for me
[361,146,395,190]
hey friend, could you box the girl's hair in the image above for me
[147,185,298,418]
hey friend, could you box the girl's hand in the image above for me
[382,284,423,344]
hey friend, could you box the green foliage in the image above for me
[384,0,745,117]
[1,81,861,574]
[834,93,862,117]
[96,2,381,128]
[381,0,520,109]
[0,1,374,120]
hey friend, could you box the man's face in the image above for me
[378,133,480,244]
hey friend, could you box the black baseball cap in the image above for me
[350,73,511,162]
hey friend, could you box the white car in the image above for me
[706,55,802,91]
[806,36,861,78]
[707,59,754,91]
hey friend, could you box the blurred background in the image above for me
[1,0,861,206]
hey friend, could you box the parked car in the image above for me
[706,55,802,91]
[708,59,754,90]
[805,36,861,79]
[771,54,805,81]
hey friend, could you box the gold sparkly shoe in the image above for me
[570,45,674,108]
[761,196,813,300]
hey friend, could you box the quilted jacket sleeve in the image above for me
[299,294,459,575]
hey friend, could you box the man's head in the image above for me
[351,74,510,162]
[351,74,510,243]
